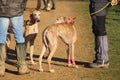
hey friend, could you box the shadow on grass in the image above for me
[40,57,91,68]
[58,0,89,1]
[52,57,91,68]
[6,48,91,74]
[5,69,18,75]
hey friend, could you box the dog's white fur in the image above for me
[39,16,78,73]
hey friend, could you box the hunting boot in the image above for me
[16,43,30,74]
[0,44,6,77]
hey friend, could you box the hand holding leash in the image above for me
[111,0,118,6]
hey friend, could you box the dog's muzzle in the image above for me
[37,19,40,22]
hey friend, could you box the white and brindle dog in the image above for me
[24,10,41,65]
[39,16,78,73]
[5,10,41,65]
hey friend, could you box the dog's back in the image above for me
[43,22,77,47]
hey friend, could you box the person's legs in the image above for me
[0,18,9,77]
[0,44,6,77]
[10,15,29,74]
[42,0,47,10]
[94,35,109,62]
[51,0,55,9]
[90,15,109,68]
[23,0,28,10]
[10,15,25,43]
[0,18,9,44]
[36,0,41,10]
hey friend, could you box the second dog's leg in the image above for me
[39,44,46,72]
[66,44,72,67]
[47,40,57,73]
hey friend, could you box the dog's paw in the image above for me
[39,69,44,72]
[72,65,79,68]
[31,62,36,65]
[67,64,72,67]
[49,69,55,73]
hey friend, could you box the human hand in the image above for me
[111,0,118,6]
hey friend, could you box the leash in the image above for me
[90,2,111,16]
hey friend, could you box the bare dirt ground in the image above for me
[0,0,102,80]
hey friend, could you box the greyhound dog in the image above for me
[39,16,78,73]
[24,10,41,65]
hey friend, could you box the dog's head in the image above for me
[55,16,66,24]
[55,16,76,24]
[30,10,41,23]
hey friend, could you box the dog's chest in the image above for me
[25,23,38,36]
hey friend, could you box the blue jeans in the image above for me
[0,15,25,44]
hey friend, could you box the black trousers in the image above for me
[89,2,109,36]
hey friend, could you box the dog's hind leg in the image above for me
[66,44,72,67]
[71,43,78,68]
[47,38,57,73]
[39,44,46,72]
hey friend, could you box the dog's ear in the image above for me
[30,10,34,13]
[24,20,30,26]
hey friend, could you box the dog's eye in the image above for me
[34,14,37,16]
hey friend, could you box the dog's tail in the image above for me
[42,28,48,48]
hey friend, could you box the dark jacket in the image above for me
[0,0,27,17]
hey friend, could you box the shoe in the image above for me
[18,65,30,75]
[0,44,6,77]
[16,43,30,75]
[0,65,5,77]
[89,61,109,68]
[36,8,40,10]
[41,7,46,10]
[51,7,55,10]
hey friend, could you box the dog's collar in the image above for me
[65,18,74,24]
[30,16,36,24]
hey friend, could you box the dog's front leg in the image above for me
[30,45,36,65]
[71,43,78,68]
[66,44,72,67]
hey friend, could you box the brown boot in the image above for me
[0,44,6,77]
[18,65,29,74]
[0,65,5,77]
[16,43,30,74]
